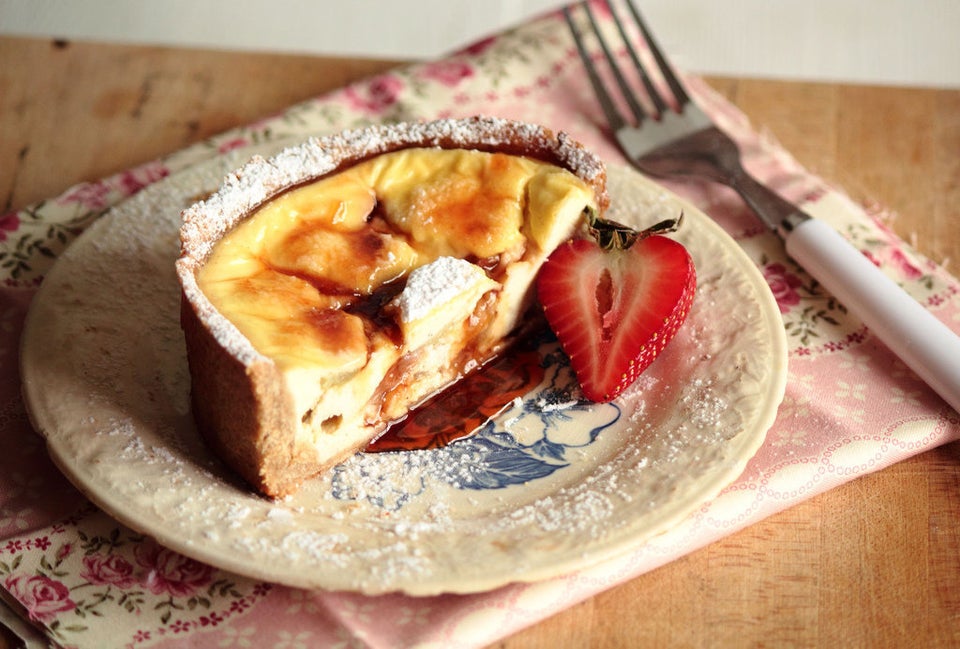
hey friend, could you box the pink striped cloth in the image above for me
[1,6,957,648]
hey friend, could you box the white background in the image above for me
[1,0,958,88]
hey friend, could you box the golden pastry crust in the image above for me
[176,117,608,498]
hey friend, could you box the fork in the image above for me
[565,0,960,414]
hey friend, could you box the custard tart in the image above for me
[176,117,607,497]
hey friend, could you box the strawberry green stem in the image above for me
[586,208,684,252]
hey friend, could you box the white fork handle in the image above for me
[785,217,960,414]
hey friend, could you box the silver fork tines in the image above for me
[565,0,803,234]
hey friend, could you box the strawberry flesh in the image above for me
[537,234,696,402]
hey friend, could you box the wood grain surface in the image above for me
[1,35,958,649]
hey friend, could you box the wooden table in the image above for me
[2,35,958,649]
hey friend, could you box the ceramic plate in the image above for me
[21,145,787,595]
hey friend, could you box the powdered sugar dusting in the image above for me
[398,256,488,322]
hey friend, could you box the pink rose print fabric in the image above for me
[763,262,804,313]
[4,574,76,623]
[135,543,214,599]
[80,553,138,589]
[344,73,405,113]
[419,60,474,86]
[0,213,19,243]
[1,7,958,649]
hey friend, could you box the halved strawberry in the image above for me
[537,213,696,402]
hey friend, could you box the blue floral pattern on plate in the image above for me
[331,340,621,511]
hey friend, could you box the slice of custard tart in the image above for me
[176,117,608,498]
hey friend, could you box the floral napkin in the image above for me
[2,5,959,648]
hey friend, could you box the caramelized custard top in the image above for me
[197,148,593,372]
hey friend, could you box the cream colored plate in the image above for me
[20,146,787,596]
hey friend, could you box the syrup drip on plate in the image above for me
[365,336,545,453]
